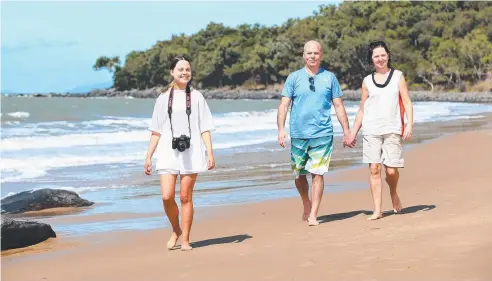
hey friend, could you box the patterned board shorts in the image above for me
[290,136,334,178]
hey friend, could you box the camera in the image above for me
[172,135,191,152]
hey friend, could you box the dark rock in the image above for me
[1,188,94,214]
[1,216,56,250]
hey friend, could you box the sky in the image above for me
[1,1,340,93]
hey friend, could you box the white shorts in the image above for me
[157,169,196,175]
[363,133,404,168]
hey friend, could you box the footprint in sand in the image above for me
[300,260,316,267]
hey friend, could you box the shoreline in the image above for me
[3,113,491,235]
[2,116,492,280]
[2,89,492,103]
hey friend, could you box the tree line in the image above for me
[93,1,492,92]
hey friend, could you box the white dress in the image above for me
[148,89,215,174]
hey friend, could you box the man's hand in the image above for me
[278,130,288,148]
[403,124,413,141]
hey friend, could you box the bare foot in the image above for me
[166,230,182,250]
[367,213,383,221]
[181,243,193,251]
[307,216,319,226]
[302,201,312,221]
[391,193,403,213]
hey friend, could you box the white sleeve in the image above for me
[148,96,165,134]
[197,93,215,133]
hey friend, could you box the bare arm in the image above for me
[201,130,215,170]
[146,132,161,160]
[351,81,370,137]
[333,97,356,147]
[399,75,413,127]
[201,131,213,158]
[277,97,291,147]
[332,97,350,135]
[144,131,161,175]
[277,97,291,132]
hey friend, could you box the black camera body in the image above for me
[168,87,192,153]
[172,135,191,152]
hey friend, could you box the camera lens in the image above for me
[177,141,186,152]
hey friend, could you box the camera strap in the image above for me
[167,87,192,139]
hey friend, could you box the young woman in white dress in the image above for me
[348,41,414,220]
[144,56,215,250]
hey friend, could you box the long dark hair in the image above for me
[367,41,392,68]
[167,55,192,94]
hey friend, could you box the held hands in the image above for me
[342,131,357,148]
[278,130,287,148]
[144,158,152,175]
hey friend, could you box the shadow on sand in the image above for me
[318,204,436,224]
[190,234,253,249]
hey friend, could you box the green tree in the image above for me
[459,28,492,82]
[93,56,120,73]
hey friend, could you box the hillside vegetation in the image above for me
[93,2,492,92]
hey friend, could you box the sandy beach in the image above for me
[3,122,492,280]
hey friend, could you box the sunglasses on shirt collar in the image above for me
[309,77,315,92]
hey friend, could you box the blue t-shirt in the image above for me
[281,67,343,139]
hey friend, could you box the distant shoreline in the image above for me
[2,88,491,103]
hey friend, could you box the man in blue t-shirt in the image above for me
[277,40,354,226]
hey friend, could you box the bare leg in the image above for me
[295,175,311,221]
[160,174,181,249]
[179,173,197,251]
[307,174,324,226]
[385,166,402,213]
[368,164,383,220]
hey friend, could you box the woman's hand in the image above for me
[208,154,215,170]
[144,158,152,175]
[403,124,413,141]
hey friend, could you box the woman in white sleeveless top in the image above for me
[348,41,414,220]
[144,56,216,250]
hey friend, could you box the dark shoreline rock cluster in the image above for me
[3,88,491,103]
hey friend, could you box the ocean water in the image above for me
[1,96,491,235]
[2,97,491,186]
